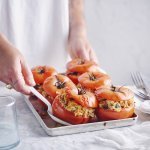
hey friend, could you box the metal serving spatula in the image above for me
[29,87,71,126]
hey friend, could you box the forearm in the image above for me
[69,0,87,37]
[0,33,11,53]
[68,1,98,62]
[0,33,7,47]
[0,33,16,54]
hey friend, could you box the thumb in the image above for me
[89,49,99,64]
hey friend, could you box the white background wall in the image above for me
[84,0,150,85]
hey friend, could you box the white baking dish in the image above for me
[23,95,138,136]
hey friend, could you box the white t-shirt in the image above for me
[0,0,69,72]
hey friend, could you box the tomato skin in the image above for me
[67,58,99,73]
[52,96,89,125]
[78,72,112,90]
[95,86,134,102]
[32,66,57,84]
[43,74,78,99]
[95,86,135,121]
[66,89,98,108]
[66,71,81,85]
[88,115,99,123]
[67,74,79,84]
[96,106,134,121]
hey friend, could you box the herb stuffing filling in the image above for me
[59,94,95,118]
[99,99,134,112]
[35,84,53,100]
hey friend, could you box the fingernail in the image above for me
[29,78,36,86]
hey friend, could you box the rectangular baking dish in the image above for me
[23,95,138,136]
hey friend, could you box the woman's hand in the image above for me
[0,34,35,94]
[68,31,98,63]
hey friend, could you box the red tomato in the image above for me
[43,74,78,99]
[66,71,81,85]
[32,66,57,84]
[66,88,98,108]
[95,86,135,121]
[78,72,112,90]
[52,95,89,125]
[67,58,99,73]
[96,107,134,121]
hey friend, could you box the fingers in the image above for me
[68,48,78,59]
[11,71,31,95]
[70,47,90,60]
[69,46,99,66]
[10,60,31,95]
[21,59,35,86]
[68,39,90,60]
[68,40,98,62]
[89,48,99,64]
[71,47,99,64]
[12,79,30,95]
[76,48,89,60]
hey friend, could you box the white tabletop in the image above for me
[0,86,147,150]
